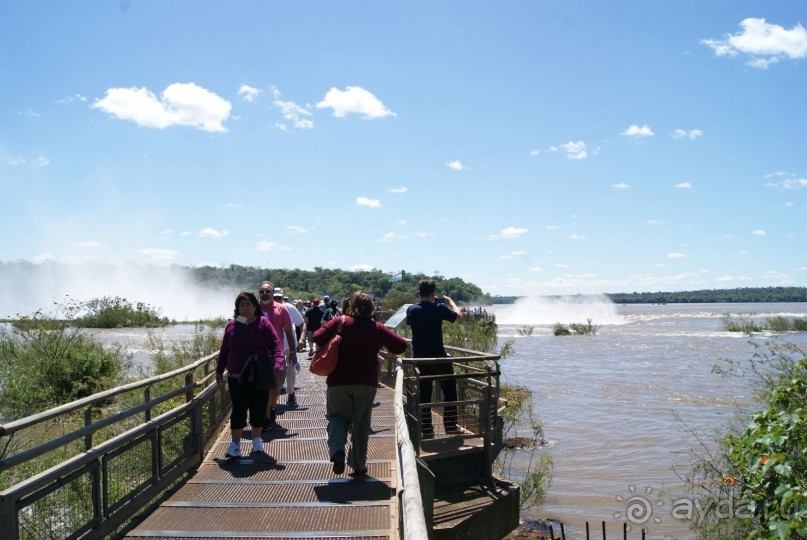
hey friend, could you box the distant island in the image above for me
[492,287,807,304]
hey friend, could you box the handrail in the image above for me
[0,352,217,437]
[393,356,429,540]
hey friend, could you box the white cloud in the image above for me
[447,160,465,171]
[702,18,807,69]
[238,85,261,102]
[501,226,528,238]
[612,183,630,190]
[286,225,307,234]
[675,182,693,189]
[349,264,375,271]
[398,219,408,225]
[381,232,408,242]
[529,149,540,156]
[673,128,703,140]
[767,177,807,189]
[622,125,654,138]
[529,267,544,272]
[198,227,229,238]
[414,232,434,238]
[180,231,192,237]
[569,234,586,240]
[388,186,408,193]
[356,197,382,208]
[500,250,527,259]
[647,219,666,225]
[668,252,686,259]
[752,229,767,236]
[139,248,178,261]
[3,155,50,166]
[75,240,105,249]
[160,229,173,237]
[315,86,396,119]
[546,225,560,230]
[559,140,587,160]
[57,94,87,105]
[256,241,290,251]
[272,88,314,130]
[92,82,232,132]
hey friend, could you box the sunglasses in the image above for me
[259,290,272,295]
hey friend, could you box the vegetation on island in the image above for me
[722,314,807,334]
[680,341,807,539]
[192,264,491,305]
[552,319,599,336]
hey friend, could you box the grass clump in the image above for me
[553,318,598,336]
[517,326,535,336]
[722,313,807,334]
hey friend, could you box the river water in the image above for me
[489,300,807,539]
[83,300,807,539]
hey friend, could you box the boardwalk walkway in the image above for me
[125,365,399,539]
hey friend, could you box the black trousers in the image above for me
[418,363,457,432]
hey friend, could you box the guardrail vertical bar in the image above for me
[0,493,18,540]
[144,385,151,422]
[84,405,94,450]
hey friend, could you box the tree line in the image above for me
[492,287,807,304]
[193,265,491,305]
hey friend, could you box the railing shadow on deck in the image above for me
[0,353,230,540]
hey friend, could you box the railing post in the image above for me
[0,493,18,540]
[144,385,151,422]
[84,405,94,450]
[185,371,194,403]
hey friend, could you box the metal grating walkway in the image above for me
[125,362,399,539]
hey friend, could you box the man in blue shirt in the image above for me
[406,279,463,438]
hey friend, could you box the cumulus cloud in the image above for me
[500,226,528,238]
[139,248,178,261]
[286,225,308,234]
[500,250,527,259]
[559,140,587,160]
[529,149,540,156]
[673,128,703,140]
[529,267,544,272]
[752,229,767,236]
[92,82,232,132]
[238,85,261,102]
[701,18,807,69]
[356,197,382,208]
[3,155,50,166]
[198,227,229,238]
[612,183,630,190]
[622,125,654,138]
[388,186,408,193]
[569,234,586,240]
[272,88,314,130]
[675,182,693,189]
[667,252,686,259]
[447,160,465,171]
[766,175,807,189]
[315,86,396,119]
[381,232,407,242]
[647,219,666,225]
[414,232,434,238]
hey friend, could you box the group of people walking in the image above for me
[215,279,462,478]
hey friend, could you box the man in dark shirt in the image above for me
[406,279,463,437]
[304,299,325,357]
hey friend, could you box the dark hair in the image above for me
[234,291,260,318]
[346,291,375,319]
[418,279,436,298]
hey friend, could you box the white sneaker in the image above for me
[252,437,264,453]
[225,441,241,458]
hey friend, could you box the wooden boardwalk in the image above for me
[125,364,399,539]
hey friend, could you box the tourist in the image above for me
[215,291,283,457]
[406,279,463,438]
[313,291,407,477]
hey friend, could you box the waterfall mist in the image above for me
[0,262,235,321]
[492,294,626,325]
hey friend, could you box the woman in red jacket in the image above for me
[314,291,407,477]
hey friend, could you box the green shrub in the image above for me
[517,326,535,336]
[553,323,571,336]
[792,318,807,332]
[78,296,170,328]
[722,314,765,334]
[1,302,130,421]
[766,315,792,333]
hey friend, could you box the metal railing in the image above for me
[0,353,230,540]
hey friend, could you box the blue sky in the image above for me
[2,1,806,297]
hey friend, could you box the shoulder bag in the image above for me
[309,315,344,376]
